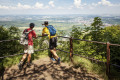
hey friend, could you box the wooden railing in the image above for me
[57,36,120,77]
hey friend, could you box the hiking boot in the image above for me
[57,58,61,64]
[27,63,32,67]
[51,57,55,61]
[18,61,23,70]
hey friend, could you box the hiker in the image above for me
[42,21,60,64]
[18,23,37,70]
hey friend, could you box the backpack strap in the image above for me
[23,29,27,34]
[24,29,33,34]
[28,30,33,33]
[46,26,51,36]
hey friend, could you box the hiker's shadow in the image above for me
[4,61,99,80]
[46,63,99,80]
[4,62,48,80]
[0,66,5,80]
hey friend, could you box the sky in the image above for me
[0,0,120,15]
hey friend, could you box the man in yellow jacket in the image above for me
[42,21,60,64]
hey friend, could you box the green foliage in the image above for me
[8,26,20,38]
[0,26,9,40]
[70,18,106,59]
[104,25,120,43]
[84,17,104,41]
[70,25,83,39]
[0,26,22,57]
[70,17,120,78]
[83,17,106,60]
[103,25,120,67]
[35,36,49,49]
[0,26,23,70]
[57,30,66,36]
[91,17,103,30]
[73,56,93,71]
[73,56,107,79]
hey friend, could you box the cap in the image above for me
[30,23,35,27]
[42,21,48,25]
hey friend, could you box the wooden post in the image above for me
[70,37,73,63]
[106,42,110,76]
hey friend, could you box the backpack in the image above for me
[20,29,33,45]
[46,25,56,36]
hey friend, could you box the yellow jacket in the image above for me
[42,27,56,39]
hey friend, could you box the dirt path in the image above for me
[4,57,103,80]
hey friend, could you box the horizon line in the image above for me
[0,13,120,16]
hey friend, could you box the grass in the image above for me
[73,56,93,71]
[2,55,22,68]
[33,50,48,59]
[72,56,120,80]
[72,56,108,80]
[1,50,48,69]
[57,51,108,79]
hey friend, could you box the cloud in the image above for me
[90,0,120,9]
[91,3,97,7]
[73,0,86,9]
[0,3,32,9]
[17,3,31,9]
[34,2,49,9]
[0,5,9,9]
[57,7,65,9]
[49,1,55,7]
[34,2,44,9]
[74,0,82,8]
[68,6,74,10]
[0,5,17,9]
[98,0,113,6]
[90,0,116,9]
[0,2,50,10]
[98,0,120,7]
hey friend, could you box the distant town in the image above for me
[0,14,120,35]
[0,14,120,27]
